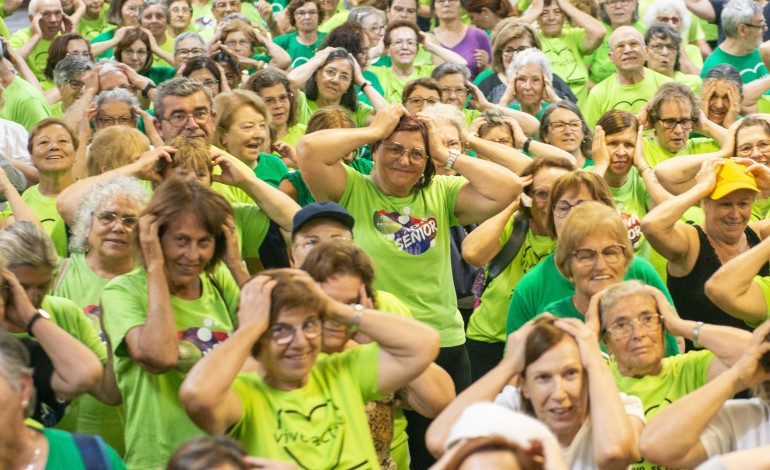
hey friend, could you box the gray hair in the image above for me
[430,63,471,82]
[420,103,466,138]
[94,88,140,111]
[0,221,58,270]
[153,76,213,119]
[221,13,250,23]
[53,55,94,86]
[348,6,385,24]
[704,63,744,89]
[0,331,32,392]
[508,48,552,82]
[722,0,762,38]
[69,176,151,253]
[598,280,653,330]
[28,0,62,16]
[138,0,170,22]
[97,60,128,80]
[643,0,691,34]
[173,32,207,54]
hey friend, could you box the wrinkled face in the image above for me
[156,91,215,144]
[94,100,135,129]
[388,27,419,67]
[220,106,268,166]
[121,0,143,26]
[467,9,496,31]
[121,39,149,71]
[160,211,215,290]
[478,124,513,161]
[59,71,86,105]
[434,121,461,176]
[522,337,588,445]
[319,0,338,16]
[388,0,417,23]
[437,73,468,109]
[291,220,352,267]
[552,185,595,237]
[100,71,133,93]
[294,1,319,31]
[259,84,292,127]
[529,166,571,232]
[35,0,64,39]
[602,294,665,377]
[435,0,461,21]
[610,29,646,73]
[374,130,428,194]
[569,232,629,300]
[501,36,533,69]
[543,108,584,154]
[211,0,240,21]
[140,4,167,39]
[260,307,322,390]
[223,30,252,57]
[189,68,220,97]
[316,58,352,102]
[655,9,682,32]
[602,0,637,26]
[537,3,565,36]
[604,127,636,176]
[736,125,770,166]
[703,189,756,242]
[30,124,75,174]
[65,39,90,59]
[404,85,440,114]
[168,0,191,30]
[361,13,385,44]
[645,35,676,75]
[319,273,361,353]
[174,37,206,69]
[87,195,140,262]
[653,100,693,153]
[707,81,739,126]
[10,265,53,309]
[740,12,767,48]
[514,64,545,106]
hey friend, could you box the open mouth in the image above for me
[591,274,613,281]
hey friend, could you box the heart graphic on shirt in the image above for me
[611,98,649,113]
[543,46,578,82]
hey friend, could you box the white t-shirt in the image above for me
[0,118,31,164]
[700,398,770,457]
[494,385,645,470]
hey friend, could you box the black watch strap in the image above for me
[26,310,44,337]
[142,82,156,99]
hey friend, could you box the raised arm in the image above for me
[461,200,519,266]
[352,54,389,112]
[632,126,673,207]
[422,34,468,66]
[0,167,39,226]
[683,0,716,22]
[469,82,540,136]
[742,75,770,115]
[401,363,455,418]
[259,33,292,70]
[556,0,605,54]
[286,47,333,88]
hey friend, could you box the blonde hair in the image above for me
[87,127,150,176]
[212,90,271,150]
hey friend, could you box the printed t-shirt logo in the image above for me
[175,318,230,372]
[620,211,642,248]
[373,206,438,255]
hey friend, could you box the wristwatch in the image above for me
[142,82,157,99]
[360,80,371,91]
[26,308,51,337]
[445,148,461,171]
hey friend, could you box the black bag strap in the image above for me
[484,215,528,288]
[72,433,111,470]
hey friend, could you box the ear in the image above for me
[520,378,530,400]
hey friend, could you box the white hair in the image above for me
[28,0,62,16]
[643,0,692,35]
[507,48,553,82]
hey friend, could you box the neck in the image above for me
[315,94,339,107]
[618,360,663,378]
[604,169,628,188]
[275,122,288,137]
[3,426,39,470]
[84,9,99,19]
[704,224,746,249]
[721,37,754,56]
[170,26,185,36]
[521,101,543,116]
[372,171,412,197]
[85,251,135,279]
[155,32,166,44]
[37,170,75,197]
[438,17,464,31]
[571,293,590,315]
[391,60,415,77]
[263,373,308,391]
[556,421,583,448]
[571,150,586,168]
[616,67,645,85]
[170,277,202,300]
[297,29,318,43]
[529,216,549,237]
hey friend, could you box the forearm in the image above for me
[13,35,41,60]
[642,185,707,240]
[679,50,701,75]
[363,86,389,111]
[461,202,517,266]
[700,120,728,145]
[496,107,540,136]
[90,37,120,57]
[63,90,98,130]
[56,164,140,226]
[562,3,605,51]
[4,187,39,225]
[403,363,455,418]
[684,0,716,22]
[287,58,322,86]
[237,176,300,231]
[426,42,467,65]
[12,55,42,90]
[468,135,533,174]
[264,42,291,70]
[525,140,576,165]
[135,265,180,372]
[297,126,379,166]
[640,167,673,207]
[742,76,770,114]
[654,152,716,194]
[72,135,88,180]
[453,154,522,207]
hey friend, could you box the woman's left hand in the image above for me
[473,49,489,70]
[647,285,684,336]
[725,84,742,127]
[632,124,650,173]
[271,141,297,168]
[501,115,527,149]
[370,104,406,140]
[0,269,37,329]
[238,274,277,336]
[220,215,243,271]
[141,27,161,53]
[542,78,561,103]
[466,80,489,111]
[211,150,251,188]
[350,53,365,86]
[114,62,153,95]
[591,125,610,167]
[415,114,450,165]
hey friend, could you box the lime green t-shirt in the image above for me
[642,136,720,168]
[277,122,307,149]
[606,167,653,259]
[285,158,373,207]
[101,266,240,470]
[233,202,270,259]
[229,343,382,468]
[338,165,468,347]
[154,33,176,68]
[675,70,703,96]
[91,28,117,60]
[6,185,69,257]
[42,427,127,470]
[297,91,374,128]
[0,75,52,130]
[585,22,646,85]
[369,64,435,105]
[467,225,556,343]
[9,28,56,83]
[372,45,435,69]
[77,6,112,39]
[537,28,590,105]
[318,10,349,33]
[583,68,673,128]
[753,275,770,319]
[273,31,328,69]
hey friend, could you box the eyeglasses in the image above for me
[539,8,563,18]
[269,317,322,345]
[737,141,770,156]
[93,210,139,229]
[224,39,251,48]
[142,12,166,19]
[439,87,468,97]
[176,47,205,57]
[392,39,418,49]
[170,6,190,14]
[96,115,134,126]
[382,141,427,163]
[368,24,385,34]
[66,79,85,90]
[213,0,239,8]
[161,109,211,127]
[603,313,662,341]
[531,188,550,204]
[648,43,676,54]
[406,97,439,107]
[321,67,352,83]
[552,199,585,218]
[263,93,292,106]
[502,46,530,56]
[571,244,626,267]
[295,8,318,17]
[201,79,219,88]
[611,40,643,54]
[66,51,91,58]
[742,22,768,29]
[123,48,148,57]
[548,120,582,132]
[123,5,140,13]
[659,118,694,130]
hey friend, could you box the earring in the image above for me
[21,400,28,407]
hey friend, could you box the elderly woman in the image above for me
[642,157,770,340]
[218,18,290,74]
[517,0,606,104]
[172,31,207,69]
[273,0,326,69]
[401,77,441,114]
[179,55,229,97]
[347,6,386,62]
[643,0,703,74]
[213,90,288,187]
[179,268,440,468]
[462,156,573,380]
[464,0,512,32]
[90,0,145,59]
[288,47,388,127]
[100,176,249,469]
[430,0,491,80]
[539,101,592,168]
[643,24,703,95]
[0,332,125,469]
[137,0,176,67]
[499,48,560,120]
[587,0,644,85]
[51,55,94,118]
[167,0,193,37]
[245,68,305,148]
[702,64,743,128]
[427,316,642,468]
[321,22,383,105]
[115,27,176,85]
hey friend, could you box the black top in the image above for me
[21,337,69,427]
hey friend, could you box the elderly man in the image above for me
[583,26,672,128]
[172,32,207,69]
[0,41,52,131]
[702,0,768,84]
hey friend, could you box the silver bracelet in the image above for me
[692,321,705,349]
[349,303,364,333]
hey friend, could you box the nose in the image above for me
[551,376,568,400]
[751,145,764,158]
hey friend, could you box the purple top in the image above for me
[432,26,492,80]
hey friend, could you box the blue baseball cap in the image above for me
[291,201,355,238]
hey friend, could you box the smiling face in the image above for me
[316,58,353,102]
[736,125,770,166]
[602,294,665,377]
[703,189,756,244]
[160,211,215,291]
[514,64,545,107]
[374,129,428,195]
[223,30,252,57]
[604,126,636,176]
[140,4,167,39]
[220,105,268,167]
[30,124,76,175]
[388,26,419,67]
[609,28,646,73]
[653,100,693,153]
[87,195,140,263]
[522,337,588,446]
[260,306,322,391]
[537,2,565,37]
[543,108,585,154]
[437,73,468,109]
[85,0,104,15]
[707,81,739,127]
[569,232,629,300]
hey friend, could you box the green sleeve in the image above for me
[211,264,241,324]
[44,296,108,362]
[583,87,602,128]
[506,269,540,335]
[233,203,270,258]
[101,272,148,358]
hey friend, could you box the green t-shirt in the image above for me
[371,45,434,68]
[318,10,349,33]
[338,165,468,347]
[583,68,673,128]
[273,31,328,69]
[642,137,720,168]
[233,202,271,259]
[285,158,373,207]
[144,66,177,86]
[91,28,117,60]
[101,266,240,470]
[154,33,175,68]
[277,123,307,149]
[702,47,769,86]
[585,22,646,85]
[369,64,435,104]
[675,70,703,96]
[0,75,52,131]
[753,275,770,320]
[8,185,69,257]
[253,152,289,188]
[50,100,63,118]
[42,427,126,470]
[77,6,112,39]
[297,92,374,128]
[467,225,556,343]
[537,28,590,105]
[229,343,382,468]
[9,28,56,83]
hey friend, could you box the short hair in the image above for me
[154,77,213,119]
[138,0,170,23]
[477,109,512,139]
[598,280,652,332]
[490,21,540,74]
[509,48,552,82]
[347,6,385,25]
[442,436,544,470]
[321,22,366,56]
[286,0,321,27]
[305,48,358,112]
[722,0,762,38]
[155,135,213,179]
[464,0,511,17]
[546,171,615,238]
[522,317,568,379]
[420,103,466,142]
[599,0,638,24]
[734,115,770,154]
[306,105,356,133]
[643,0,691,33]
[704,63,743,90]
[97,60,128,80]
[94,87,141,116]
[52,54,93,86]
[402,77,441,103]
[540,101,593,159]
[554,202,633,280]
[596,109,639,136]
[213,90,270,149]
[644,24,683,71]
[383,20,421,48]
[431,62,471,81]
[87,126,150,176]
[220,18,258,50]
[211,49,241,78]
[180,55,222,91]
[245,68,299,126]
[28,0,62,16]
[518,156,576,220]
[0,221,58,270]
[27,118,79,155]
[69,176,151,253]
[45,33,91,80]
[166,436,247,470]
[371,114,436,189]
[301,239,376,301]
[115,27,154,73]
[173,32,207,55]
[143,176,232,272]
[107,0,132,24]
[646,82,698,127]
[0,331,33,394]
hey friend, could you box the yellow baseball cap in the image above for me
[709,159,759,200]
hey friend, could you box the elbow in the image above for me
[639,431,682,468]
[179,384,218,433]
[596,439,640,470]
[425,421,449,458]
[132,349,179,375]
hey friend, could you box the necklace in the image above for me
[24,430,41,470]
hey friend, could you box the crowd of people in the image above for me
[3,0,770,468]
